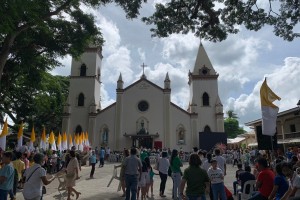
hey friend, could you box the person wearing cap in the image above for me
[0,152,14,200]
[207,159,226,200]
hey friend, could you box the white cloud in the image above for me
[138,48,146,61]
[226,57,300,126]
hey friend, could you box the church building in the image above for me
[62,43,224,151]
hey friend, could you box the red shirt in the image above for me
[257,168,275,197]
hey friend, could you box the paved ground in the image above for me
[15,162,238,200]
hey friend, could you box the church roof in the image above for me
[192,43,216,75]
[123,77,165,92]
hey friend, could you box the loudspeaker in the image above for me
[256,126,277,150]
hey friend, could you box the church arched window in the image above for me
[80,64,87,76]
[176,125,185,145]
[75,125,82,134]
[102,127,108,144]
[204,125,211,132]
[202,92,209,106]
[78,93,84,106]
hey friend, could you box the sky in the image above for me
[52,1,300,130]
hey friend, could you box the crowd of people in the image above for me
[1,145,300,200]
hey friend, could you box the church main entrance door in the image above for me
[132,137,153,149]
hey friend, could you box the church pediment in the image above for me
[123,78,164,92]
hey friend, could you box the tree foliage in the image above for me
[224,110,245,138]
[143,0,300,42]
[0,67,69,134]
[0,0,148,82]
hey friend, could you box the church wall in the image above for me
[70,51,100,76]
[68,78,100,132]
[192,79,219,132]
[94,105,116,148]
[169,106,192,152]
[120,80,165,147]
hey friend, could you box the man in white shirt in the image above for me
[214,149,226,176]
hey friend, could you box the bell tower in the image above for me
[188,43,224,137]
[62,46,102,135]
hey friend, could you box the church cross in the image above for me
[141,63,147,75]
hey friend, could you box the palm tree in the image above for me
[226,110,238,119]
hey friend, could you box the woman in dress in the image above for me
[65,150,81,200]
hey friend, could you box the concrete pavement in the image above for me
[15,162,238,200]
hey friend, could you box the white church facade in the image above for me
[62,44,225,151]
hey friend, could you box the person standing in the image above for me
[22,153,55,200]
[106,147,110,161]
[11,152,25,197]
[89,151,97,178]
[180,154,210,200]
[65,150,81,200]
[0,152,14,200]
[99,147,105,168]
[207,159,226,200]
[157,151,170,198]
[170,149,183,200]
[123,148,142,200]
[214,149,226,175]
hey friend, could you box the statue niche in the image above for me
[137,120,149,135]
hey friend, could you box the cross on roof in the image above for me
[141,63,147,75]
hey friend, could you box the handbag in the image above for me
[168,167,172,177]
[42,186,46,194]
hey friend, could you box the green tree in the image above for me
[0,68,69,134]
[143,0,300,42]
[224,110,245,138]
[0,0,147,82]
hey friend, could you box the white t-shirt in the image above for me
[158,158,170,175]
[201,160,211,172]
[291,172,300,197]
[23,164,46,199]
[215,155,226,173]
[207,167,224,184]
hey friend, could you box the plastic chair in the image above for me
[238,180,256,200]
[57,173,67,199]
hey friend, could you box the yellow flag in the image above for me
[62,132,67,142]
[49,131,55,145]
[17,122,23,139]
[30,126,36,142]
[0,118,8,138]
[260,79,281,108]
[57,132,62,145]
[69,134,73,145]
[41,127,46,142]
[260,78,281,136]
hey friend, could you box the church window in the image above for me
[202,92,209,106]
[138,100,149,112]
[102,128,109,144]
[204,125,211,132]
[80,64,87,76]
[75,125,82,134]
[78,93,84,106]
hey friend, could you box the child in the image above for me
[138,161,148,200]
[207,159,226,200]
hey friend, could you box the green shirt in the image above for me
[140,151,148,161]
[170,156,182,173]
[183,166,209,196]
